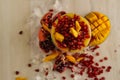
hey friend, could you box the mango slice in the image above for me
[55,32,64,42]
[75,21,81,32]
[42,23,51,33]
[66,55,76,63]
[43,52,59,62]
[69,28,79,38]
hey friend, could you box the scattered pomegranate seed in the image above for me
[101,66,105,69]
[62,76,66,80]
[99,59,103,62]
[46,68,48,70]
[19,31,23,35]
[35,69,39,72]
[104,57,108,60]
[106,66,112,72]
[15,71,20,75]
[49,9,54,12]
[28,63,32,67]
[45,71,48,76]
[94,63,99,66]
[90,45,99,52]
[99,77,105,80]
[94,77,98,80]
[95,52,99,56]
[70,74,74,78]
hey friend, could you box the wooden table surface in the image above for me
[0,0,120,80]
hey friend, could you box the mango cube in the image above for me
[69,28,79,38]
[86,13,98,23]
[55,32,64,42]
[75,21,81,32]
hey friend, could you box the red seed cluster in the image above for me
[54,15,90,50]
[39,28,55,53]
[53,53,111,80]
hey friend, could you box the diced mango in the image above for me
[92,29,99,36]
[93,21,99,27]
[76,57,84,62]
[16,77,27,80]
[55,32,64,42]
[105,20,110,28]
[75,21,81,32]
[43,52,59,62]
[100,23,106,29]
[90,24,95,30]
[98,26,103,31]
[69,28,79,38]
[102,16,108,22]
[85,12,98,23]
[93,12,104,18]
[97,19,103,24]
[66,55,76,63]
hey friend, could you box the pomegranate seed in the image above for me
[106,66,112,72]
[19,31,23,35]
[28,63,32,67]
[95,63,99,66]
[70,74,74,78]
[15,71,20,75]
[99,59,103,62]
[100,77,105,80]
[90,45,99,52]
[45,71,48,76]
[101,66,105,69]
[104,57,108,60]
[35,69,39,72]
[46,68,48,70]
[94,77,98,80]
[62,76,66,79]
[49,9,54,12]
[95,52,99,56]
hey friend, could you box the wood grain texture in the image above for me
[0,0,120,80]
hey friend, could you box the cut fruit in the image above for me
[40,11,53,33]
[51,13,91,53]
[75,21,81,32]
[55,32,64,42]
[43,51,59,62]
[85,12,111,46]
[38,28,46,41]
[16,77,27,80]
[69,28,79,38]
[66,55,76,63]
